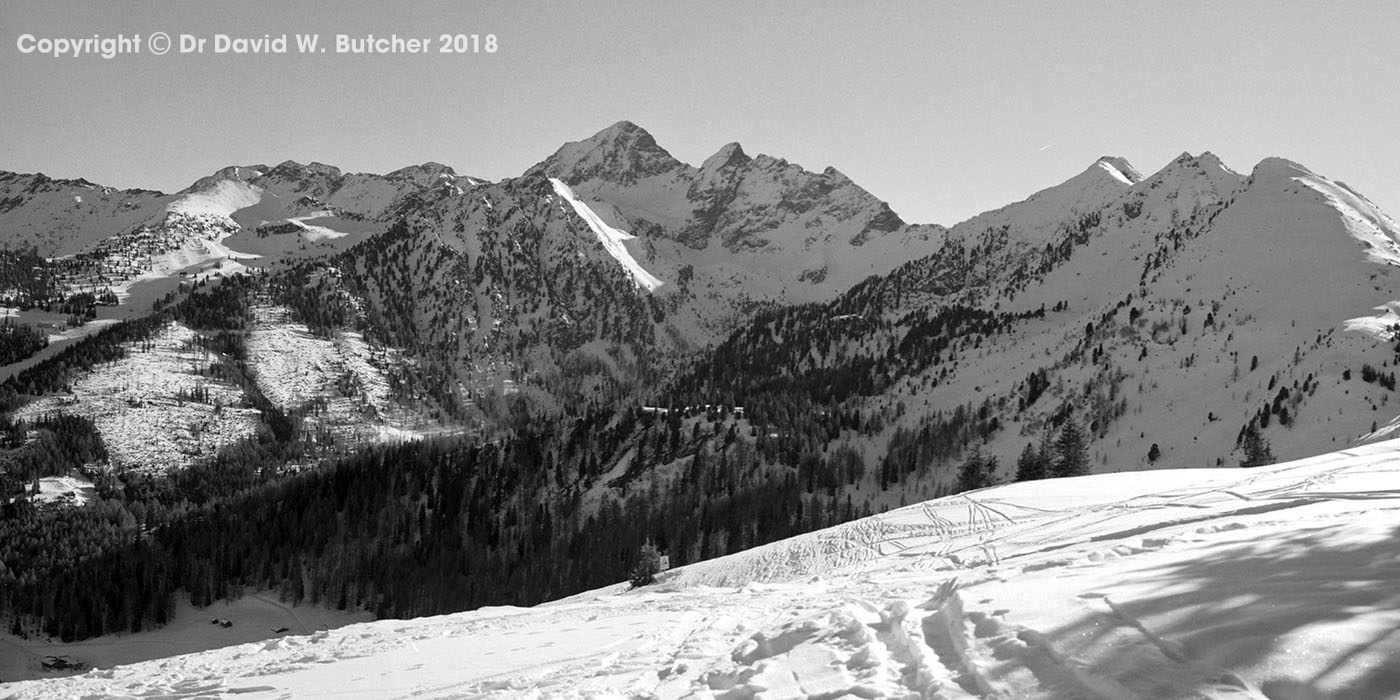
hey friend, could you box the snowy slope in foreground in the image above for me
[12,443,1400,699]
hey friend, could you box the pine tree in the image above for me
[1240,427,1275,468]
[957,449,998,492]
[1051,421,1090,478]
[981,455,1000,489]
[629,541,662,588]
[1015,442,1047,481]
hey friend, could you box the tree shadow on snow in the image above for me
[1045,521,1400,699]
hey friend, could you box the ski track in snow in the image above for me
[13,440,1400,698]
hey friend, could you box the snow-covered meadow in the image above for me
[9,439,1400,698]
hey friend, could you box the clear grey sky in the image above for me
[2,0,1398,226]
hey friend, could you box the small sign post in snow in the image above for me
[658,555,670,572]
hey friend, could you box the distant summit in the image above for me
[528,120,686,184]
[1093,156,1143,184]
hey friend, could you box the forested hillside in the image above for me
[0,272,879,641]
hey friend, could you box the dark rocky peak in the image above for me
[1132,151,1245,202]
[304,161,344,178]
[528,121,687,184]
[0,171,105,193]
[181,164,270,193]
[265,160,343,181]
[387,162,460,187]
[821,166,853,186]
[700,142,751,172]
[749,153,790,171]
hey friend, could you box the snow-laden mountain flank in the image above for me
[526,121,942,307]
[679,146,1400,497]
[167,179,264,219]
[181,159,483,238]
[266,122,951,425]
[8,132,1400,476]
[32,159,477,319]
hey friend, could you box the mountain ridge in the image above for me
[4,126,1398,496]
[6,124,1400,681]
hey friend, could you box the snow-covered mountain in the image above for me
[9,439,1400,698]
[260,122,949,427]
[672,147,1400,492]
[159,158,483,263]
[6,130,1399,489]
[1,123,947,485]
[2,158,480,268]
[529,120,943,309]
[8,126,1400,698]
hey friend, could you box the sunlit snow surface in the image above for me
[30,476,96,507]
[549,178,664,291]
[166,180,264,219]
[11,442,1400,698]
[1094,158,1138,186]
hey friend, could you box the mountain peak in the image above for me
[389,162,456,177]
[1250,156,1315,182]
[182,164,270,194]
[1154,151,1238,176]
[271,159,306,174]
[1196,151,1228,169]
[574,121,670,160]
[700,142,750,172]
[597,120,649,138]
[1133,151,1246,201]
[384,161,463,189]
[822,165,852,185]
[305,161,343,177]
[528,121,685,184]
[263,160,343,180]
[1091,156,1142,184]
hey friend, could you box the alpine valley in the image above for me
[4,122,1400,691]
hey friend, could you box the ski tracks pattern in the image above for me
[679,577,1273,700]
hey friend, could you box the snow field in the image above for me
[165,180,264,220]
[0,592,372,684]
[14,440,1400,698]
